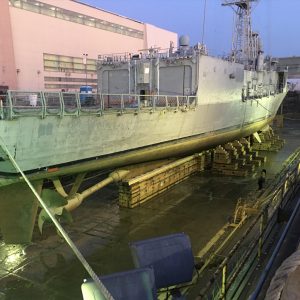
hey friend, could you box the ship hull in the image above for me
[0,91,286,184]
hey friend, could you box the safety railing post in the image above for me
[221,264,227,299]
[0,97,3,120]
[7,90,13,120]
[137,94,140,112]
[258,208,268,259]
[165,96,168,109]
[258,213,264,258]
[75,92,80,116]
[58,92,64,117]
[95,93,101,116]
[100,94,104,111]
[121,94,124,112]
[283,179,288,198]
[152,95,156,111]
[41,91,46,119]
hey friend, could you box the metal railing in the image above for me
[98,46,195,64]
[198,148,300,300]
[0,91,197,120]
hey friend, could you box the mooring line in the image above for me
[0,137,114,300]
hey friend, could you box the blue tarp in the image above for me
[81,268,157,300]
[130,233,194,289]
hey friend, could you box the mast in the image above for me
[222,0,259,67]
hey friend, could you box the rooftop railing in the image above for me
[97,45,203,64]
[0,91,197,120]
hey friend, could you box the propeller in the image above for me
[38,189,73,234]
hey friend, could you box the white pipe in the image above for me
[64,170,129,212]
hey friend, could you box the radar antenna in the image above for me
[222,0,260,66]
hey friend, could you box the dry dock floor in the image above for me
[0,118,300,300]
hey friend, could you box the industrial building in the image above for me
[0,0,177,92]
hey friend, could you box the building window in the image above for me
[9,0,144,39]
[40,6,56,17]
[43,54,98,90]
[22,1,40,13]
[43,53,97,74]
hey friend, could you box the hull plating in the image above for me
[0,92,286,182]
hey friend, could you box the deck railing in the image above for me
[0,91,197,120]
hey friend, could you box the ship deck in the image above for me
[0,118,300,300]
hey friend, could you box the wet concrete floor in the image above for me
[0,119,300,300]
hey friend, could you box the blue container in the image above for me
[80,85,93,93]
[79,85,93,103]
[81,268,157,300]
[130,233,194,289]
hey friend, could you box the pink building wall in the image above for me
[3,0,178,91]
[144,24,178,50]
[43,0,145,31]
[10,7,143,90]
[0,0,17,90]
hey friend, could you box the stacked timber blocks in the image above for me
[119,154,206,208]
[240,138,264,167]
[212,138,267,177]
[252,128,285,152]
[203,150,214,169]
[212,145,248,177]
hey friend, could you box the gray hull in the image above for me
[0,90,286,180]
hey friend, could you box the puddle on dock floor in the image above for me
[0,119,299,300]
